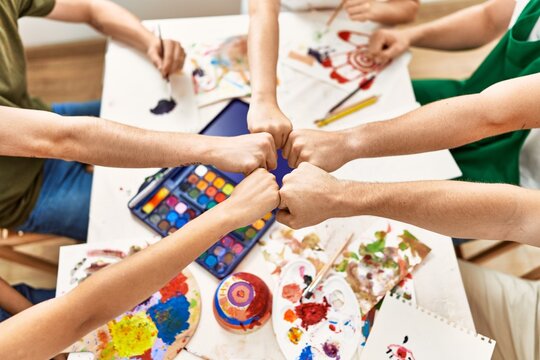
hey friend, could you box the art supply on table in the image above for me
[327,71,377,115]
[273,259,362,360]
[59,244,202,360]
[149,24,177,116]
[213,272,272,333]
[360,293,495,360]
[130,100,293,278]
[303,233,354,299]
[326,0,345,29]
[314,94,379,128]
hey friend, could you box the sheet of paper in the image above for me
[360,294,495,360]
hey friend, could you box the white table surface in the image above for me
[75,12,473,360]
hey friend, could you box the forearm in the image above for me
[369,0,419,25]
[404,0,509,50]
[0,205,235,359]
[248,0,280,105]
[0,278,33,316]
[341,180,540,245]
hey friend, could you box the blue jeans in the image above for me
[0,284,55,322]
[16,101,101,242]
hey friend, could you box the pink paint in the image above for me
[282,283,302,303]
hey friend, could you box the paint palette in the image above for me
[130,165,275,279]
[273,259,362,360]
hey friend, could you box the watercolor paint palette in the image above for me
[130,164,275,279]
[273,259,362,360]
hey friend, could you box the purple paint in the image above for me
[322,342,340,359]
[150,98,177,115]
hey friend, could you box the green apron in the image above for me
[413,0,540,185]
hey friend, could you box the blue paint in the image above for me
[148,295,190,345]
[361,319,372,347]
[299,346,313,360]
[166,211,179,223]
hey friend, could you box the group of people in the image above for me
[0,0,538,359]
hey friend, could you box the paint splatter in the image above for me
[148,295,191,345]
[282,283,302,303]
[287,327,303,345]
[108,313,158,357]
[299,345,314,360]
[322,342,340,359]
[150,98,176,115]
[294,298,330,329]
[284,309,297,323]
[160,273,189,302]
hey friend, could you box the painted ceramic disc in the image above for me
[273,259,362,360]
[69,268,201,359]
[213,272,272,334]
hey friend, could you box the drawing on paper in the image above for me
[386,336,416,360]
[187,35,251,106]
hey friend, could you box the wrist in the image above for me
[210,199,246,231]
[404,25,426,46]
[343,126,367,160]
[250,93,278,108]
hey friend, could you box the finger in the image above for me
[178,47,186,71]
[368,32,387,57]
[148,50,163,71]
[347,3,370,15]
[282,135,294,160]
[280,126,292,151]
[381,44,404,62]
[171,45,183,74]
[276,209,293,226]
[266,137,278,171]
[288,144,301,169]
[161,41,175,78]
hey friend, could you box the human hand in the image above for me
[344,0,374,22]
[147,37,186,78]
[282,129,356,171]
[277,163,346,229]
[368,28,411,66]
[223,168,280,229]
[206,133,277,175]
[247,101,293,149]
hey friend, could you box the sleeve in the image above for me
[16,0,56,18]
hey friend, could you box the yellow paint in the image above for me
[252,219,265,230]
[287,327,303,344]
[108,313,158,357]
[222,183,235,196]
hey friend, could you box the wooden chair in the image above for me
[0,229,60,275]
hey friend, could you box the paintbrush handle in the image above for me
[326,0,345,27]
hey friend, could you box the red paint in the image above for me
[330,70,349,84]
[282,283,302,303]
[236,272,272,319]
[294,297,330,329]
[160,273,189,302]
[329,324,336,331]
[338,31,351,42]
[140,348,153,360]
[359,76,375,90]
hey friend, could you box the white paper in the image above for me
[360,294,495,360]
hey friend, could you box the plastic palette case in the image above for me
[130,164,276,279]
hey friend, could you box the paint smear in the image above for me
[322,342,340,359]
[160,273,189,302]
[294,298,330,329]
[150,98,177,115]
[299,345,314,360]
[284,309,297,323]
[108,313,158,357]
[282,283,302,303]
[148,295,191,345]
[237,272,271,318]
[288,327,303,345]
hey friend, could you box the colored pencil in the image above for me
[327,71,377,115]
[326,0,346,28]
[315,95,379,128]
[303,233,355,300]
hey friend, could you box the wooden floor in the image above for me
[1,0,538,288]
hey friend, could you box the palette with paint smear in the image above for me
[273,259,362,360]
[130,164,275,279]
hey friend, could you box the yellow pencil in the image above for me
[315,95,379,128]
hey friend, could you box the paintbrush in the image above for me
[325,0,346,30]
[157,24,173,98]
[326,71,377,115]
[303,233,355,300]
[315,95,379,128]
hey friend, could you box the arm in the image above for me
[47,0,184,77]
[283,73,540,170]
[247,0,293,148]
[344,0,419,25]
[0,278,33,316]
[278,163,540,247]
[368,0,515,64]
[0,106,277,173]
[0,169,280,359]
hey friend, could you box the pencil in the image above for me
[326,0,345,28]
[315,95,379,128]
[327,71,377,115]
[303,233,355,299]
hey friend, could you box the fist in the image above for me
[147,38,186,78]
[277,163,345,229]
[247,101,293,149]
[282,129,355,171]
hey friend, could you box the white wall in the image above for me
[19,0,242,47]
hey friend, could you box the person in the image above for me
[366,0,540,185]
[277,74,540,360]
[0,168,280,360]
[0,105,277,323]
[0,0,186,242]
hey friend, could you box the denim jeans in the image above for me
[16,100,101,242]
[0,284,55,322]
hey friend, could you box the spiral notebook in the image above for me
[360,293,495,360]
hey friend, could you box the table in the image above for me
[74,12,473,360]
